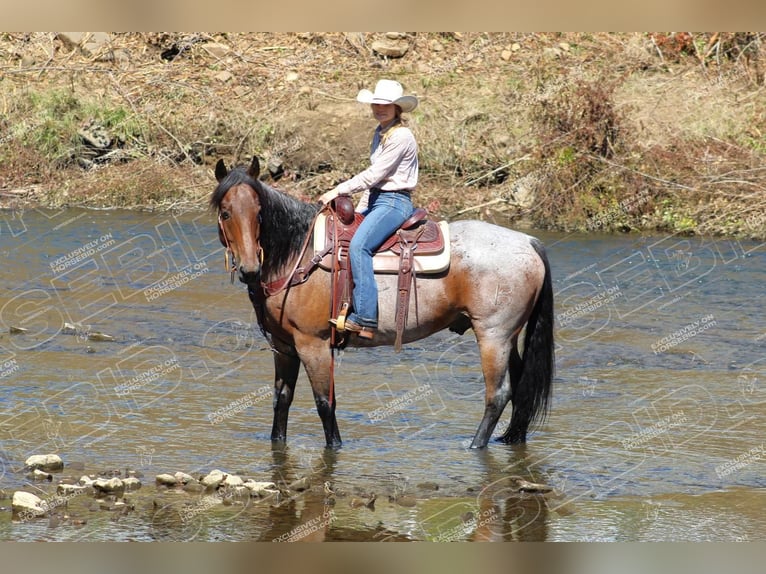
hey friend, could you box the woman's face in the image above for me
[371,103,398,126]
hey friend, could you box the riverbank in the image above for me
[1,32,764,238]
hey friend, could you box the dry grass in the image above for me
[1,32,764,237]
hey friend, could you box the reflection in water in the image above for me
[0,208,764,541]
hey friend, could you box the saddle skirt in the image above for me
[313,212,451,274]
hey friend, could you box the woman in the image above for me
[319,79,419,340]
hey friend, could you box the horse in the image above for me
[210,156,554,449]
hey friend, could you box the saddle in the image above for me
[316,196,450,351]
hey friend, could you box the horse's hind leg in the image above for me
[271,350,300,443]
[470,333,515,449]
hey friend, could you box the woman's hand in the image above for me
[319,188,342,205]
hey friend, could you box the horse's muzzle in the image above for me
[238,264,261,285]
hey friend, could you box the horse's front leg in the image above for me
[271,349,300,443]
[297,337,342,448]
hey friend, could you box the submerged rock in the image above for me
[508,476,553,494]
[57,483,89,496]
[123,477,142,491]
[28,469,53,481]
[243,480,279,497]
[87,331,115,342]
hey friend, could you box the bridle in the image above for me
[218,211,263,284]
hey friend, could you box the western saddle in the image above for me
[322,196,448,350]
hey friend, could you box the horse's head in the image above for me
[212,156,264,285]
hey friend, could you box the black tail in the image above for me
[500,238,555,444]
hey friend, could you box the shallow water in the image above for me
[0,207,764,541]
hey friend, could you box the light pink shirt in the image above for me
[334,123,418,196]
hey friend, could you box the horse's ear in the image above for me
[247,156,261,179]
[215,159,228,182]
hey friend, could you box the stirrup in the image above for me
[329,317,375,340]
[333,302,350,331]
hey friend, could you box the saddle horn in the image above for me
[332,196,356,225]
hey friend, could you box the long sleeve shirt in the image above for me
[333,122,419,196]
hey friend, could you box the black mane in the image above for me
[210,167,319,275]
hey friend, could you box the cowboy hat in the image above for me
[356,79,418,113]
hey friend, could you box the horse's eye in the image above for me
[221,211,231,221]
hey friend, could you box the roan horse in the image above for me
[211,156,554,449]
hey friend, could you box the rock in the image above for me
[429,39,443,52]
[371,39,409,59]
[29,469,53,481]
[203,43,230,58]
[57,32,111,57]
[201,469,226,489]
[123,477,142,491]
[508,476,553,493]
[222,474,244,488]
[62,322,86,335]
[417,482,440,491]
[57,484,88,496]
[267,157,284,179]
[12,491,46,519]
[25,454,64,472]
[87,331,115,342]
[92,477,124,495]
[344,32,366,54]
[214,70,233,83]
[501,50,512,61]
[182,482,204,494]
[155,474,178,487]
[285,71,299,82]
[511,43,521,52]
[173,472,196,485]
[79,122,112,150]
[243,480,279,497]
[9,326,29,334]
[510,173,539,209]
[79,475,95,486]
[385,32,407,40]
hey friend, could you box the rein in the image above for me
[260,204,330,297]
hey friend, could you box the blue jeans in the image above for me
[348,190,414,328]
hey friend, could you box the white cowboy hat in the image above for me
[356,79,418,113]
